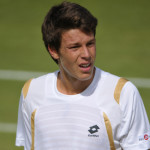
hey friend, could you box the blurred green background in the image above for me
[0,0,149,149]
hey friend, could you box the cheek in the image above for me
[59,53,74,68]
[94,50,96,58]
[63,52,79,63]
[90,48,96,59]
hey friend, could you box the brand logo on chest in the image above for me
[88,125,100,137]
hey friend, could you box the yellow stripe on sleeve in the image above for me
[114,78,128,104]
[22,79,33,99]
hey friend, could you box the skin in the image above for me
[49,29,96,95]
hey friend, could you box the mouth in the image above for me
[79,63,91,68]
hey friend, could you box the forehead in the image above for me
[61,29,95,45]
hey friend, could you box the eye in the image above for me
[71,46,79,49]
[87,41,95,47]
[68,45,80,50]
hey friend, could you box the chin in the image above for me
[78,73,94,81]
[80,67,95,81]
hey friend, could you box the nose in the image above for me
[81,46,91,59]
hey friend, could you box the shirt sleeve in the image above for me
[118,81,150,150]
[15,91,25,146]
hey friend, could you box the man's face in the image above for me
[57,29,96,81]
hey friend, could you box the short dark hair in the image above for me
[42,1,98,64]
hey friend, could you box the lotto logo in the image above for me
[144,134,149,140]
[88,125,100,137]
[88,125,100,134]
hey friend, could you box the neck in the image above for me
[57,69,95,95]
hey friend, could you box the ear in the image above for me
[48,45,59,60]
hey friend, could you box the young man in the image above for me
[16,1,150,150]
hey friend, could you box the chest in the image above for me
[32,103,110,150]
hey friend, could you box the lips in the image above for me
[79,63,91,68]
[79,63,92,68]
[78,63,93,73]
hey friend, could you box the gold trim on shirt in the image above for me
[22,79,33,99]
[31,109,36,150]
[114,78,128,104]
[103,112,116,150]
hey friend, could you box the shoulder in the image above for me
[98,68,128,94]
[22,74,46,99]
[21,72,57,115]
[101,68,143,114]
[22,78,33,99]
[105,71,137,105]
[22,72,56,100]
[97,68,122,86]
[119,80,142,112]
[96,68,130,104]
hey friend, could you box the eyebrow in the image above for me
[67,38,96,47]
[88,38,96,43]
